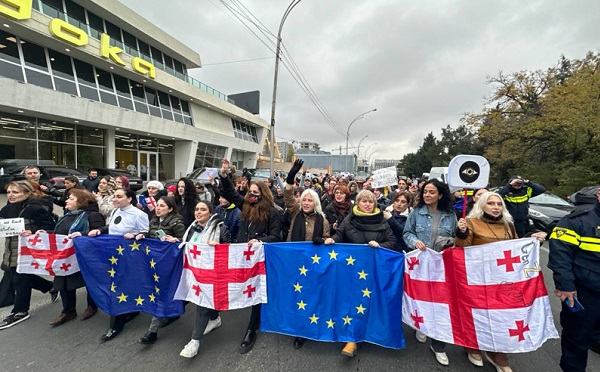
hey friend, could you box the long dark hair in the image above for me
[176,178,198,207]
[417,179,453,212]
[241,181,274,223]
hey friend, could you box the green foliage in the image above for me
[285,145,294,162]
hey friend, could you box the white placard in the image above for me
[0,218,25,237]
[197,168,219,180]
[447,155,490,189]
[371,166,398,188]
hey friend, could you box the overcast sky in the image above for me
[120,0,599,162]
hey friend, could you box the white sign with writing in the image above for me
[371,167,398,188]
[0,218,25,238]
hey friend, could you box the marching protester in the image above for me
[347,181,359,202]
[137,180,167,220]
[175,178,199,228]
[549,186,600,372]
[383,191,412,252]
[178,201,231,358]
[41,189,105,326]
[135,196,186,345]
[218,158,281,354]
[47,175,83,214]
[88,188,149,342]
[114,175,129,190]
[0,181,58,330]
[324,184,352,237]
[95,175,116,219]
[82,168,100,193]
[455,192,546,370]
[283,159,330,349]
[324,189,396,357]
[215,195,241,243]
[498,175,545,237]
[403,179,457,366]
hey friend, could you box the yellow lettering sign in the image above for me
[0,0,32,20]
[49,18,88,47]
[100,33,125,66]
[132,57,156,79]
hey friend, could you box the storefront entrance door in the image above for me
[139,151,158,182]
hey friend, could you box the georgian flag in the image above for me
[402,237,559,353]
[174,242,266,311]
[17,233,79,276]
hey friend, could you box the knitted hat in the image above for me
[147,180,164,190]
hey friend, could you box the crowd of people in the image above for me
[0,163,598,371]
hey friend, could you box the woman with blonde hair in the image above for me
[455,191,545,371]
[96,175,116,219]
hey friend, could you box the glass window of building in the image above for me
[87,11,104,38]
[0,59,24,81]
[113,75,131,97]
[40,0,64,17]
[53,77,77,95]
[0,137,37,163]
[180,100,191,116]
[0,30,21,64]
[65,0,86,25]
[173,60,184,74]
[99,91,118,106]
[115,133,137,149]
[104,21,122,44]
[95,67,113,91]
[0,113,36,139]
[170,96,182,114]
[25,69,53,89]
[77,145,104,169]
[138,39,150,57]
[163,54,174,70]
[48,49,74,80]
[150,46,163,65]
[76,127,104,146]
[38,142,76,167]
[138,136,157,151]
[122,30,138,56]
[21,41,48,71]
[38,120,75,143]
[74,59,95,86]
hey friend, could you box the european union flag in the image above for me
[260,242,405,349]
[73,235,184,318]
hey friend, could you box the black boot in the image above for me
[293,337,305,349]
[239,329,257,354]
[139,331,158,344]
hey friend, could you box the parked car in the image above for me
[528,192,574,235]
[250,168,271,182]
[568,185,599,209]
[93,168,143,192]
[0,165,87,193]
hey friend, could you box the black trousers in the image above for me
[60,287,97,314]
[560,284,600,372]
[246,304,261,332]
[9,267,53,314]
[514,219,528,238]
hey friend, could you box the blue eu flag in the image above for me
[74,235,184,318]
[260,242,405,349]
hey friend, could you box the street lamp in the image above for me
[356,135,368,166]
[344,108,376,172]
[269,0,303,177]
[364,143,377,173]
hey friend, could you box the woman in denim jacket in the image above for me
[403,179,457,366]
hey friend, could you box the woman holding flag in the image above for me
[41,189,105,325]
[218,158,282,354]
[455,191,546,371]
[178,200,231,358]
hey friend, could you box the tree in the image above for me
[285,145,294,162]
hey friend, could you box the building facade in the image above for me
[0,0,268,181]
[373,159,400,170]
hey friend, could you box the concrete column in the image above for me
[174,140,196,178]
[106,128,116,168]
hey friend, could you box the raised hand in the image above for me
[286,159,304,185]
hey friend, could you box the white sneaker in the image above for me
[203,316,222,335]
[468,352,484,367]
[415,330,427,343]
[430,345,449,366]
[180,339,200,358]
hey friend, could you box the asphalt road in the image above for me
[0,195,598,372]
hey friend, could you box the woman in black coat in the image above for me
[324,189,396,358]
[383,191,412,252]
[175,178,199,228]
[0,181,57,330]
[218,158,281,354]
[41,189,105,325]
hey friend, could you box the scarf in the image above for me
[290,211,324,242]
[332,198,352,224]
[55,210,90,235]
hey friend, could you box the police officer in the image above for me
[548,186,600,372]
[498,175,545,237]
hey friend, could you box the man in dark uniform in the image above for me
[548,186,600,372]
[498,175,546,237]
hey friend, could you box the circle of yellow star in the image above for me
[116,245,124,255]
[148,293,156,303]
[309,314,319,324]
[135,295,144,306]
[110,283,117,293]
[149,259,156,269]
[311,254,321,264]
[145,246,151,255]
[297,300,307,310]
[298,266,308,276]
[153,273,160,282]
[328,249,338,260]
[346,255,356,265]
[358,270,368,280]
[117,293,128,303]
[155,286,160,294]
[108,256,118,265]
[108,268,116,278]
[342,315,353,325]
[326,319,335,329]
[130,242,140,251]
[362,287,372,298]
[293,282,303,292]
[356,304,367,314]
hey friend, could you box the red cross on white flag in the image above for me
[402,237,559,353]
[174,242,267,311]
[17,233,80,276]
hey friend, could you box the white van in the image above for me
[429,167,449,183]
